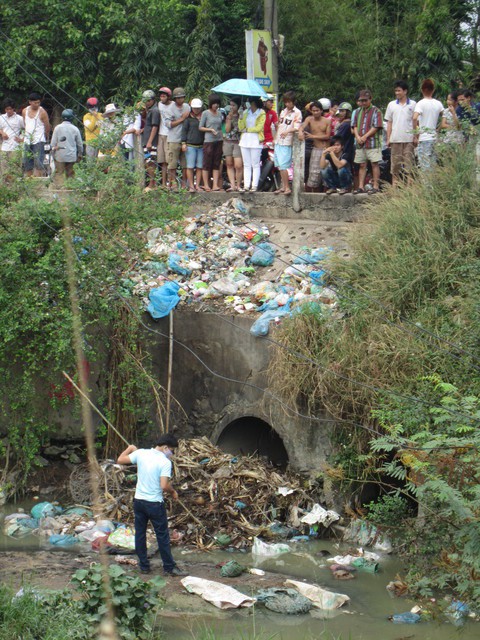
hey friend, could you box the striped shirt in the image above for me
[354,105,383,149]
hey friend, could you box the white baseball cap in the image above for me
[190,98,203,108]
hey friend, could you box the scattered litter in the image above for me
[126,199,338,335]
[48,533,78,546]
[285,579,350,610]
[386,578,408,597]
[248,568,265,576]
[328,550,380,565]
[256,587,312,614]
[114,555,138,566]
[31,502,61,519]
[277,487,296,497]
[181,576,256,609]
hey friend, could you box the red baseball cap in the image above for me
[86,97,98,106]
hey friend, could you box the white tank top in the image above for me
[24,107,46,144]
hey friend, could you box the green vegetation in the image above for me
[269,144,480,605]
[72,563,165,639]
[1,1,478,107]
[0,565,165,640]
[0,157,184,494]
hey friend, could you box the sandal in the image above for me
[225,187,235,192]
[353,188,365,194]
[368,188,379,194]
[274,188,285,194]
[284,189,292,196]
[325,188,337,194]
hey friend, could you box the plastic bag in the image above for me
[256,588,311,614]
[108,527,135,550]
[211,278,238,296]
[147,282,181,319]
[390,612,421,624]
[250,243,275,267]
[220,560,245,578]
[300,504,339,527]
[49,534,78,547]
[181,576,256,609]
[31,502,60,519]
[168,253,192,277]
[252,537,290,558]
[250,306,291,338]
[285,580,350,610]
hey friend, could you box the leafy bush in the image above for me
[365,494,413,528]
[72,563,165,639]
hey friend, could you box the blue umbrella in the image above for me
[211,78,269,99]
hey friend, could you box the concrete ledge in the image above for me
[188,190,372,221]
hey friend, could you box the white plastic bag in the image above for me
[181,576,256,609]
[252,537,290,558]
[285,579,350,610]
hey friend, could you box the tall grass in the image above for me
[269,145,480,451]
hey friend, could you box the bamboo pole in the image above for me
[165,310,174,433]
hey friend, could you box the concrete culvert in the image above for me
[216,417,288,469]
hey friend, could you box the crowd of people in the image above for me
[0,79,479,192]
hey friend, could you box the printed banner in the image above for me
[245,30,274,92]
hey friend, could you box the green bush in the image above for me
[72,563,165,639]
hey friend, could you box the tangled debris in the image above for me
[65,437,333,549]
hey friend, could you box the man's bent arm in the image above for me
[117,444,137,465]
[161,476,178,500]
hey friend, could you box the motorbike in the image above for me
[257,143,281,192]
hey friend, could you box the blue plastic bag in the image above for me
[250,243,275,267]
[390,612,421,624]
[49,534,78,547]
[309,270,325,286]
[31,502,61,519]
[250,305,291,337]
[168,253,192,277]
[147,282,181,319]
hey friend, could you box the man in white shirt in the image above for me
[117,433,186,577]
[384,81,416,186]
[413,79,444,172]
[0,98,24,178]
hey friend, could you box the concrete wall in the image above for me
[188,191,370,222]
[146,311,333,472]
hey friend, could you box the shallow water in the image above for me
[1,504,477,639]
[164,540,478,640]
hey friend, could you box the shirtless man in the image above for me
[298,101,330,191]
[22,92,50,177]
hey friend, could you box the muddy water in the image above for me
[1,505,477,639]
[164,541,478,640]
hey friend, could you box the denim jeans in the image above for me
[417,140,436,171]
[133,498,175,572]
[321,165,352,190]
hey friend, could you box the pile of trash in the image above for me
[125,199,338,336]
[2,501,141,552]
[168,437,338,548]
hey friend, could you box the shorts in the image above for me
[354,146,382,164]
[23,142,45,172]
[157,134,168,164]
[186,145,203,169]
[167,142,186,170]
[202,141,223,172]
[274,144,292,170]
[390,142,414,177]
[223,140,242,159]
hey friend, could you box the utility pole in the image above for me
[264,0,279,93]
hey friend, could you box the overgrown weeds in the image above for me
[0,157,187,494]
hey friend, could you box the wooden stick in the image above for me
[165,310,174,433]
[62,371,129,446]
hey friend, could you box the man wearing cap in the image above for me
[352,89,383,194]
[335,102,355,167]
[83,97,103,159]
[98,103,121,158]
[51,109,83,185]
[384,81,416,186]
[142,90,160,190]
[157,87,172,188]
[164,87,190,189]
